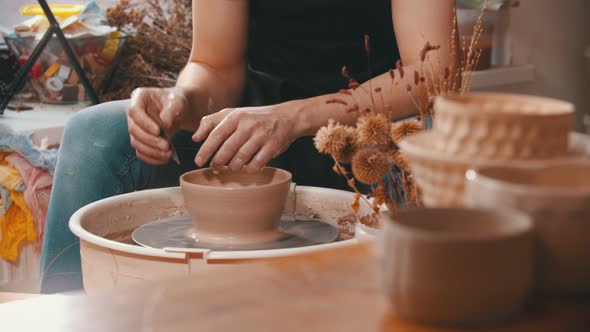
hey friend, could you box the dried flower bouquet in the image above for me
[314,5,487,228]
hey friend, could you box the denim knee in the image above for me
[56,100,138,195]
[60,100,131,161]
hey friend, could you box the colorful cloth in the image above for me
[5,153,53,248]
[0,187,12,216]
[0,191,36,263]
[0,123,58,174]
[0,153,25,192]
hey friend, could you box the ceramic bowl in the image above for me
[180,167,292,244]
[433,93,574,160]
[465,160,590,295]
[399,131,590,207]
[378,208,534,326]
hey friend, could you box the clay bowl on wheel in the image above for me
[180,167,292,245]
[378,207,534,326]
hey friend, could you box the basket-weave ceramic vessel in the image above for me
[400,131,590,207]
[433,93,574,160]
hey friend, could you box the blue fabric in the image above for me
[381,166,407,207]
[0,186,12,216]
[0,124,58,174]
[381,114,430,207]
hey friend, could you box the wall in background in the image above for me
[485,0,590,131]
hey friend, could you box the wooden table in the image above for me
[0,243,588,331]
[0,292,40,304]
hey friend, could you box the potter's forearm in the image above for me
[175,61,246,119]
[178,0,248,119]
[288,65,420,137]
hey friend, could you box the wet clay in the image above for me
[104,229,135,245]
[180,167,293,245]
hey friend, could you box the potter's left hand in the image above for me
[192,104,299,172]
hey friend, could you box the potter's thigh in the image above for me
[58,100,199,191]
[41,101,197,293]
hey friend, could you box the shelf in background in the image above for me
[467,64,536,90]
[0,102,86,133]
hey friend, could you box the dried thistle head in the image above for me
[351,149,389,184]
[356,112,391,147]
[314,120,356,163]
[391,151,411,172]
[391,120,423,142]
[336,126,358,163]
[384,140,400,164]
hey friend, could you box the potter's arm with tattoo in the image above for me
[193,0,457,171]
[125,0,248,165]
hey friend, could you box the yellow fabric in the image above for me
[0,152,36,262]
[0,189,36,263]
[0,154,24,192]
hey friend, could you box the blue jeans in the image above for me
[40,100,201,293]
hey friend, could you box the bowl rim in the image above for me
[382,207,533,243]
[180,166,292,191]
[465,160,590,197]
[399,131,588,168]
[434,92,575,117]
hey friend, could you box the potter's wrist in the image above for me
[174,86,211,130]
[281,99,317,138]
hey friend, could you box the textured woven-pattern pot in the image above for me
[400,131,590,207]
[433,93,574,160]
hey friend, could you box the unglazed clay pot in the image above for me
[378,208,534,326]
[400,131,590,207]
[464,160,590,295]
[180,167,292,244]
[433,93,574,160]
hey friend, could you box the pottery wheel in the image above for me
[132,215,340,251]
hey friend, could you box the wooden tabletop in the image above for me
[0,243,588,332]
[0,292,40,304]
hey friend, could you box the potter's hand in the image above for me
[126,87,193,165]
[192,105,297,172]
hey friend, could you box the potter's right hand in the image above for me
[126,87,192,165]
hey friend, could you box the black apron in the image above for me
[242,0,400,190]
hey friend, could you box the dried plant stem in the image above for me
[333,159,373,212]
[378,89,385,114]
[429,55,442,96]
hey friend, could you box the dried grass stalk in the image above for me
[102,0,192,101]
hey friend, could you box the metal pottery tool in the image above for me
[146,107,180,165]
